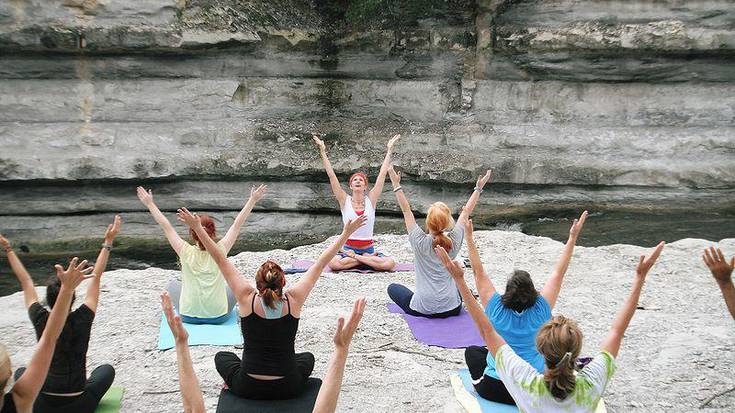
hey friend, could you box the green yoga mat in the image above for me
[95,387,124,413]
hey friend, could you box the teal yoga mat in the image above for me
[451,369,519,413]
[157,309,242,350]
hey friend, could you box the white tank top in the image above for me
[341,195,375,241]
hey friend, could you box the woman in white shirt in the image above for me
[313,133,400,272]
[437,241,665,412]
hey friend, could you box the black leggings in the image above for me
[387,283,462,318]
[14,364,115,413]
[464,346,516,405]
[215,351,315,400]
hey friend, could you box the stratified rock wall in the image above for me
[0,0,733,251]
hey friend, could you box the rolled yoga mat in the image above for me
[387,303,484,348]
[215,378,322,413]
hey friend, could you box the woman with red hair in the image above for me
[312,133,400,272]
[386,166,492,318]
[136,184,267,324]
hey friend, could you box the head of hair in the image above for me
[189,214,216,250]
[255,260,285,310]
[46,278,76,310]
[0,344,10,395]
[536,315,583,400]
[426,202,454,252]
[501,270,538,313]
[348,172,369,190]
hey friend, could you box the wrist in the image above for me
[102,242,113,251]
[3,246,11,253]
[716,277,734,288]
[473,187,483,193]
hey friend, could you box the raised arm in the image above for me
[220,184,267,254]
[85,215,121,313]
[1,234,39,308]
[457,170,491,226]
[601,241,664,358]
[288,216,367,303]
[464,219,496,307]
[312,298,366,413]
[703,246,735,320]
[436,246,506,356]
[13,258,94,412]
[540,210,588,309]
[388,166,416,232]
[368,134,400,206]
[178,208,254,303]
[161,292,206,413]
[137,186,185,254]
[313,134,347,208]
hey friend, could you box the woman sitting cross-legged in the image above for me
[386,166,491,318]
[159,292,366,413]
[178,207,366,400]
[1,217,117,413]
[437,241,665,412]
[463,211,588,405]
[313,133,399,272]
[137,185,266,324]
[0,258,95,413]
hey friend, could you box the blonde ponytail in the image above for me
[536,315,583,400]
[426,202,454,252]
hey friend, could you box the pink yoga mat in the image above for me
[387,303,485,349]
[286,259,414,274]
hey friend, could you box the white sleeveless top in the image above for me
[341,195,375,241]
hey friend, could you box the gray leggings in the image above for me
[166,279,236,315]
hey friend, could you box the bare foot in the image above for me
[345,250,357,258]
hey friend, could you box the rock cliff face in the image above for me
[0,0,733,254]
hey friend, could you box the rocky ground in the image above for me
[1,230,734,412]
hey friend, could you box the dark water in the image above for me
[1,209,732,297]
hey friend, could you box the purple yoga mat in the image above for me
[286,259,414,274]
[387,303,485,349]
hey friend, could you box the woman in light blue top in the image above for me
[463,211,587,405]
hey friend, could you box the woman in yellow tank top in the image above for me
[136,184,267,324]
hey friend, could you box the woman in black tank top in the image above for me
[178,207,367,400]
[0,257,94,413]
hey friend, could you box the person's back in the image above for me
[408,223,464,314]
[495,345,614,413]
[178,241,229,319]
[28,303,94,394]
[483,288,551,379]
[241,294,299,377]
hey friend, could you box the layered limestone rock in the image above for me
[0,0,733,254]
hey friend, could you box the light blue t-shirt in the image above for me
[484,292,552,379]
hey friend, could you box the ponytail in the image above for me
[536,315,583,400]
[255,260,285,309]
[426,202,454,252]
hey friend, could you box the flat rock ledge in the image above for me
[1,231,734,413]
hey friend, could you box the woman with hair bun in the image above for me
[137,184,266,324]
[386,166,491,318]
[438,239,666,412]
[462,211,588,405]
[177,206,367,400]
[312,133,399,272]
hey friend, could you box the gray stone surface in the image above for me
[1,231,733,412]
[0,1,734,259]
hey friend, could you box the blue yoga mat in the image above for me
[157,309,242,350]
[451,369,519,413]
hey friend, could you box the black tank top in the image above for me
[241,293,299,376]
